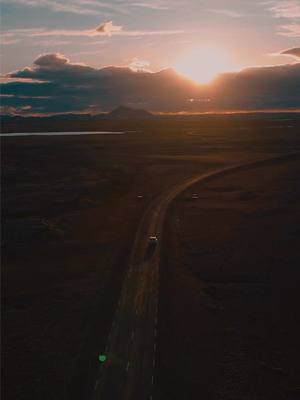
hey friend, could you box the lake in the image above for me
[0,131,127,137]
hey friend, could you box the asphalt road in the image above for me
[93,152,299,400]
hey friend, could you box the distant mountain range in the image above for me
[106,106,153,119]
[1,106,154,121]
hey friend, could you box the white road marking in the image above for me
[152,375,154,384]
[94,379,100,390]
[126,361,130,371]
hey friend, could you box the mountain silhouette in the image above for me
[107,106,153,119]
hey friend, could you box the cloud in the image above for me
[268,1,300,36]
[1,24,195,42]
[213,63,300,111]
[7,53,97,81]
[1,38,22,45]
[96,21,123,35]
[2,0,181,15]
[1,27,96,40]
[207,9,245,18]
[130,2,169,10]
[1,53,299,115]
[269,0,300,18]
[128,57,150,71]
[29,28,97,37]
[0,53,198,113]
[34,53,70,67]
[281,47,300,58]
[1,0,121,16]
[278,23,300,37]
[114,28,194,37]
[32,39,71,46]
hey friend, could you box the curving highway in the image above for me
[93,152,299,400]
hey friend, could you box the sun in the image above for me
[174,47,237,84]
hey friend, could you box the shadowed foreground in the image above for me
[2,118,300,399]
[157,156,300,400]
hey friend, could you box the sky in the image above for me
[0,0,300,114]
[1,0,300,73]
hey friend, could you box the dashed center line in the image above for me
[94,379,100,391]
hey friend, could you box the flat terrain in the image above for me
[1,117,300,400]
[157,156,300,400]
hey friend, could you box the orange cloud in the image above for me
[96,21,123,36]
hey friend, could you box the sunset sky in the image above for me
[2,0,300,72]
[1,0,300,114]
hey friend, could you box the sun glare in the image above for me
[174,47,237,84]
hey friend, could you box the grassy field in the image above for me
[157,156,300,400]
[2,117,300,399]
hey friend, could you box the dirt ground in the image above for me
[1,117,300,400]
[157,156,300,400]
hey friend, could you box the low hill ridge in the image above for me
[107,106,153,119]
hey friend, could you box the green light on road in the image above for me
[98,355,107,363]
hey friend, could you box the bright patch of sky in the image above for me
[1,0,299,73]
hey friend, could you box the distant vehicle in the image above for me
[149,236,158,245]
[145,236,158,260]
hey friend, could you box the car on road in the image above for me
[148,235,158,245]
[145,236,158,259]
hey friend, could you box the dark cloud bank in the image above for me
[281,47,300,59]
[1,53,300,115]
